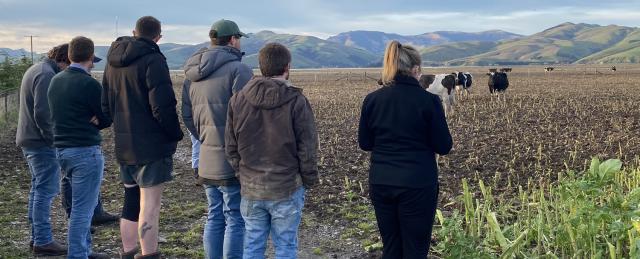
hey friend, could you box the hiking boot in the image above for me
[33,240,67,256]
[92,211,120,225]
[119,247,139,259]
[134,252,161,259]
[89,252,110,259]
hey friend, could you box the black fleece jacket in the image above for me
[358,74,453,188]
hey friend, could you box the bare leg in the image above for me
[139,184,164,255]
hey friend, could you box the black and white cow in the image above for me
[455,72,473,97]
[500,67,512,72]
[420,74,457,116]
[544,67,554,72]
[488,72,509,94]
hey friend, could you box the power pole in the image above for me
[115,16,119,37]
[24,35,39,64]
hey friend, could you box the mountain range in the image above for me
[3,22,640,69]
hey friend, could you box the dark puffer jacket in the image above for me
[102,36,183,165]
[226,77,319,200]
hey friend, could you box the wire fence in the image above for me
[0,88,19,127]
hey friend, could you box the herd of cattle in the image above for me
[419,69,510,116]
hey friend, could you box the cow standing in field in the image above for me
[420,74,457,117]
[500,67,512,72]
[611,66,617,72]
[488,72,509,98]
[544,67,554,72]
[455,72,473,97]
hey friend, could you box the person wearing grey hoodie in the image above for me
[181,19,252,259]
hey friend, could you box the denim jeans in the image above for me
[190,133,200,169]
[57,145,104,259]
[22,146,60,246]
[203,184,244,259]
[241,187,305,259]
[61,175,105,218]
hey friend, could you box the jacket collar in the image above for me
[392,74,421,88]
[44,58,61,74]
[67,66,91,75]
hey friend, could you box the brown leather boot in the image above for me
[32,240,67,256]
[120,247,139,259]
[134,252,161,259]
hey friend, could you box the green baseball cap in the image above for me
[211,19,248,38]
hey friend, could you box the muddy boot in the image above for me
[120,247,139,259]
[134,252,161,259]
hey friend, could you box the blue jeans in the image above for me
[241,187,305,259]
[203,184,245,259]
[57,146,104,259]
[23,146,60,246]
[190,133,200,169]
[61,175,105,218]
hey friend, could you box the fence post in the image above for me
[4,94,7,122]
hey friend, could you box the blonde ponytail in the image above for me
[381,40,422,86]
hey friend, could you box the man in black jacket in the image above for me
[102,16,183,259]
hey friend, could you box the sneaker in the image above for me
[33,240,67,256]
[92,211,120,225]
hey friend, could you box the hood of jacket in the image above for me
[184,45,244,82]
[242,77,300,110]
[107,36,161,68]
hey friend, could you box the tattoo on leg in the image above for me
[140,222,153,239]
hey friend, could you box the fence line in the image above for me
[0,88,19,126]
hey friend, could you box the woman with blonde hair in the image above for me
[358,41,452,258]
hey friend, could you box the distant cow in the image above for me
[544,67,554,72]
[420,74,457,117]
[455,72,473,97]
[488,72,509,94]
[611,66,617,72]
[489,68,498,73]
[500,67,512,72]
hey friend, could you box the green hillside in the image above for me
[448,23,637,66]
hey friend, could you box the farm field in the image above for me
[1,65,640,258]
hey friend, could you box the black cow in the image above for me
[500,67,512,72]
[488,72,509,94]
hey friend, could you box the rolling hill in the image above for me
[327,30,521,55]
[5,22,640,69]
[445,23,639,66]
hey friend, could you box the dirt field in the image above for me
[1,65,639,258]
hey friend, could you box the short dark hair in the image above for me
[68,36,94,63]
[259,43,291,77]
[209,29,238,46]
[47,43,70,64]
[135,16,161,39]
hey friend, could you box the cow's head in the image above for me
[442,74,456,95]
[419,74,435,90]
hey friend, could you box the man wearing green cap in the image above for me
[182,18,253,259]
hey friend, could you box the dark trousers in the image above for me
[369,184,438,259]
[62,173,104,218]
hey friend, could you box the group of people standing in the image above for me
[16,15,451,259]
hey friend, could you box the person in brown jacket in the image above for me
[225,42,319,258]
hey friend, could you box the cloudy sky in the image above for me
[1,0,640,52]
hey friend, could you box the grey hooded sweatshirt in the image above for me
[182,45,253,183]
